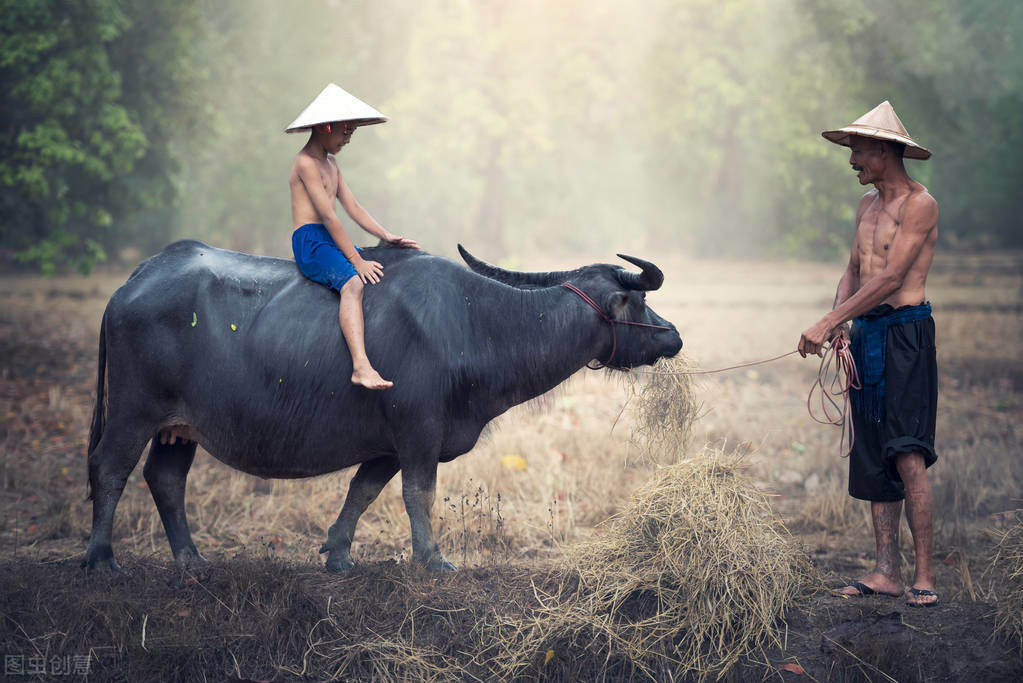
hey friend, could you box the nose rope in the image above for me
[561,283,674,369]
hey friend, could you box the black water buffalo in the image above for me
[83,240,682,573]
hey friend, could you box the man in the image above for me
[286,83,418,390]
[798,101,940,607]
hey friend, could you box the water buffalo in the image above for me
[83,240,682,573]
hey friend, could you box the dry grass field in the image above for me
[1,249,1021,680]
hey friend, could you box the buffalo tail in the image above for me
[86,311,107,501]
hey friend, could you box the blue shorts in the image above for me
[292,223,361,291]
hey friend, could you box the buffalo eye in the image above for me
[608,291,630,319]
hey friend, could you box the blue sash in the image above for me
[849,302,932,425]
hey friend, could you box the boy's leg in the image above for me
[895,451,937,605]
[339,276,393,390]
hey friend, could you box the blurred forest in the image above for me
[1,0,1020,273]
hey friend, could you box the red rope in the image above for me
[625,340,860,457]
[806,336,861,457]
[559,283,859,456]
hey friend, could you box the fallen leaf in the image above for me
[230,323,237,331]
[780,662,804,675]
[500,455,528,471]
[544,649,555,664]
[176,608,192,617]
[191,312,197,327]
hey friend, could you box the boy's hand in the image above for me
[383,232,420,249]
[354,257,385,284]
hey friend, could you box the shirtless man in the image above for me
[798,101,940,607]
[286,84,417,390]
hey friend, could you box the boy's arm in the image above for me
[295,156,362,262]
[337,174,418,249]
[296,157,384,283]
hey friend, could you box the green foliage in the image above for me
[0,0,206,274]
[796,0,1023,249]
[2,0,1020,271]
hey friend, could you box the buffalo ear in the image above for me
[607,291,630,319]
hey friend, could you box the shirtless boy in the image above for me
[286,83,417,389]
[798,101,940,607]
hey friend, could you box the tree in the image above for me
[0,0,206,273]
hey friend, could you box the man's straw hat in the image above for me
[822,100,931,160]
[285,83,388,133]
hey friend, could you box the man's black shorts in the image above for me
[848,306,938,502]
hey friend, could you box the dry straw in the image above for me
[989,510,1023,652]
[629,355,701,462]
[497,451,817,680]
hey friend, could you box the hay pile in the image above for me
[500,453,817,680]
[630,356,701,461]
[990,510,1023,652]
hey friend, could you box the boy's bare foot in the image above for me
[352,365,393,390]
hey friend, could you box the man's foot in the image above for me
[835,574,904,598]
[906,586,940,607]
[352,365,393,390]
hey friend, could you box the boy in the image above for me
[286,84,417,389]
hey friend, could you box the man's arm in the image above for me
[833,193,869,312]
[828,234,861,342]
[337,175,418,249]
[799,192,937,356]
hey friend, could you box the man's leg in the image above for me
[895,451,937,605]
[339,277,393,390]
[838,499,905,596]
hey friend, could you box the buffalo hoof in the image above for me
[81,553,121,574]
[174,548,210,578]
[324,551,356,573]
[424,556,458,572]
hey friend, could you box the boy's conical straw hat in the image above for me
[822,101,931,160]
[285,83,388,133]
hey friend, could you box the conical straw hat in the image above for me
[822,101,931,160]
[285,83,388,133]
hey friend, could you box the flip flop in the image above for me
[836,580,903,598]
[906,587,940,608]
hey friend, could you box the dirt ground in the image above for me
[1,250,1021,681]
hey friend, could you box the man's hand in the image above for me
[798,317,835,358]
[354,257,385,284]
[829,323,850,346]
[383,232,419,249]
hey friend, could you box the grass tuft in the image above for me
[495,449,819,680]
[989,509,1023,654]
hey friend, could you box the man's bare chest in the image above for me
[858,196,910,263]
[860,208,898,256]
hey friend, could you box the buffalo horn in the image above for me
[616,254,664,291]
[457,244,575,287]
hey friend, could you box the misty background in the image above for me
[2,0,1021,274]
